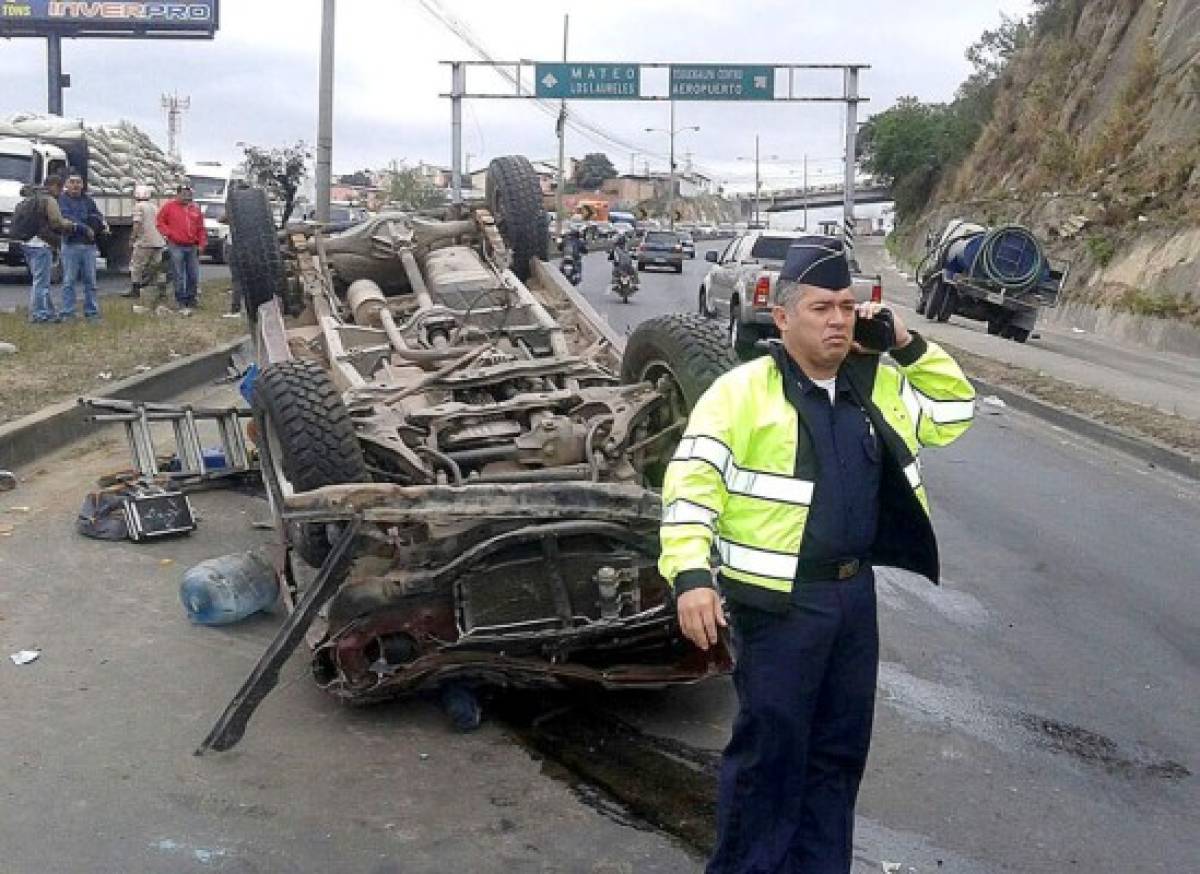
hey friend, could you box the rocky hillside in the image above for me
[895,0,1200,347]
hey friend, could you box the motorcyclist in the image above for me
[561,227,586,284]
[609,233,637,287]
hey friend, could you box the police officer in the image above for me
[659,236,975,873]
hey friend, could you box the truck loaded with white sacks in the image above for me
[0,113,183,273]
[915,219,1069,343]
[199,155,738,750]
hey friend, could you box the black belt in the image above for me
[795,556,870,582]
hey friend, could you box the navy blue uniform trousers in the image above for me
[708,574,878,873]
[708,369,882,874]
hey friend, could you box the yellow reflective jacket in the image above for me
[660,334,975,612]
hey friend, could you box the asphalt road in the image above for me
[0,259,232,314]
[1,242,1195,872]
[569,240,1200,871]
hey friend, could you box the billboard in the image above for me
[0,1,219,37]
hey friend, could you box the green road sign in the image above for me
[670,65,775,100]
[535,63,640,99]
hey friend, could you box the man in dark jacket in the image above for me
[21,175,85,324]
[58,173,106,321]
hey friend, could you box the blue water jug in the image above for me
[180,551,278,626]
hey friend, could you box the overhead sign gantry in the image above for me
[442,59,869,250]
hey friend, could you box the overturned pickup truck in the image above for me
[202,157,735,748]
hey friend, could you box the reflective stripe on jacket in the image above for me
[659,334,975,612]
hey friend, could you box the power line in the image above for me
[416,0,731,179]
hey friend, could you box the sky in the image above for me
[0,0,1034,192]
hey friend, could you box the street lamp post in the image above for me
[736,138,780,229]
[645,102,699,231]
[314,0,335,224]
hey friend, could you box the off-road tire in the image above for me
[253,359,368,569]
[935,285,955,323]
[622,313,738,414]
[729,309,763,362]
[621,313,738,486]
[924,281,946,322]
[986,316,1005,336]
[486,156,549,280]
[102,226,132,273]
[1002,325,1031,343]
[227,187,292,323]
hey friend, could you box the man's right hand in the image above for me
[676,587,727,651]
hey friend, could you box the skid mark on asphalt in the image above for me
[878,662,1190,780]
[875,566,989,628]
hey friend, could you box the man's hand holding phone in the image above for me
[852,303,912,354]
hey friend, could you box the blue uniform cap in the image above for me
[778,236,852,290]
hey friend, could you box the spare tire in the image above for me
[485,156,549,280]
[227,186,294,323]
[621,313,738,486]
[253,359,369,570]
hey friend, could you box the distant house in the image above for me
[330,181,384,210]
[601,174,660,205]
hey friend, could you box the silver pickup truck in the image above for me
[698,230,882,359]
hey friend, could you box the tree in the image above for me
[385,160,444,210]
[240,141,311,227]
[573,153,617,190]
[858,98,979,219]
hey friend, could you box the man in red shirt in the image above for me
[156,184,206,313]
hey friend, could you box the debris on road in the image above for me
[0,471,16,492]
[9,649,40,666]
[0,522,14,536]
[981,395,1008,411]
[1072,327,1087,333]
[180,551,278,626]
[0,341,17,355]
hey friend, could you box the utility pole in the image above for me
[161,93,191,161]
[315,0,336,224]
[646,105,698,231]
[667,100,675,230]
[753,135,760,228]
[842,66,861,266]
[555,14,568,238]
[803,154,809,231]
[450,62,464,213]
[47,35,67,116]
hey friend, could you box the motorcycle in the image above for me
[561,253,582,286]
[611,270,638,303]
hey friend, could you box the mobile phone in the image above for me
[853,307,896,352]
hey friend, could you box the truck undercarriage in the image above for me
[210,157,734,738]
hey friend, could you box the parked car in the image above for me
[637,230,685,273]
[699,230,882,359]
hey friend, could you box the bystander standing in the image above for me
[122,185,170,305]
[156,184,206,314]
[14,175,80,324]
[58,172,107,322]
